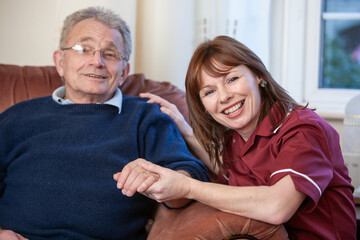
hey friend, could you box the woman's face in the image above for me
[199,64,262,141]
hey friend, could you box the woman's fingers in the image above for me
[140,93,177,111]
[141,162,166,175]
[137,173,160,195]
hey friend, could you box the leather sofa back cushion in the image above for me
[0,64,189,123]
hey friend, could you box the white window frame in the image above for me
[304,0,360,118]
[273,0,360,119]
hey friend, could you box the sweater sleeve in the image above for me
[0,112,8,196]
[138,104,210,182]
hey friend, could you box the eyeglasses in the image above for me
[61,44,127,62]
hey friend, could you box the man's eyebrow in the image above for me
[78,37,94,43]
[106,41,119,50]
[77,37,119,50]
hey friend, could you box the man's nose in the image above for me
[90,50,105,67]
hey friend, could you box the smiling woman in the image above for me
[139,36,357,239]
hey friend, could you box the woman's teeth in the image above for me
[224,101,244,115]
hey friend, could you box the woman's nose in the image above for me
[219,87,233,103]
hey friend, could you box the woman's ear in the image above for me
[53,50,64,77]
[256,75,262,85]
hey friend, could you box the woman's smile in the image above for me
[222,100,245,117]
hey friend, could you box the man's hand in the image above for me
[113,158,160,198]
[138,162,192,203]
[0,229,28,240]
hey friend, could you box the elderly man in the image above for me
[0,7,209,240]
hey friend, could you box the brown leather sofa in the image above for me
[0,63,288,240]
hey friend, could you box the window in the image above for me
[320,0,360,89]
[303,0,360,116]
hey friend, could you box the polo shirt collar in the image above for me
[228,102,285,144]
[254,102,286,137]
[52,86,123,114]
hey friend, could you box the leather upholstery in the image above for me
[148,201,288,240]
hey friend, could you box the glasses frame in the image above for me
[61,44,127,62]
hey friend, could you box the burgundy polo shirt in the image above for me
[220,106,356,239]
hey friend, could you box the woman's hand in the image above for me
[138,162,192,202]
[139,93,193,139]
[139,93,219,174]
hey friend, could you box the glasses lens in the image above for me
[68,45,123,62]
[72,45,86,54]
[102,49,120,61]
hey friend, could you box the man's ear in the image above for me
[119,63,130,87]
[53,50,64,77]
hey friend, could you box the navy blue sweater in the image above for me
[0,96,209,240]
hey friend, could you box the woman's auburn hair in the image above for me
[185,36,301,170]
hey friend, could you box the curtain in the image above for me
[194,0,271,67]
[134,0,271,89]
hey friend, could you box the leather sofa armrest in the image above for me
[147,201,288,240]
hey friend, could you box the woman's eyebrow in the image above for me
[199,84,213,91]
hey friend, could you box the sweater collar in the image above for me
[52,86,123,114]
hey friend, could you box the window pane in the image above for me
[320,0,360,89]
[325,0,360,13]
[321,19,360,89]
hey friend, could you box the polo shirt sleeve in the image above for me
[268,121,334,212]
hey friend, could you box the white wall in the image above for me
[0,0,137,69]
[135,0,195,90]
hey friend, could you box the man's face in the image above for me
[54,18,129,103]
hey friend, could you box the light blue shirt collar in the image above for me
[52,86,123,114]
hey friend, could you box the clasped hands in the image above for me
[113,158,191,203]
